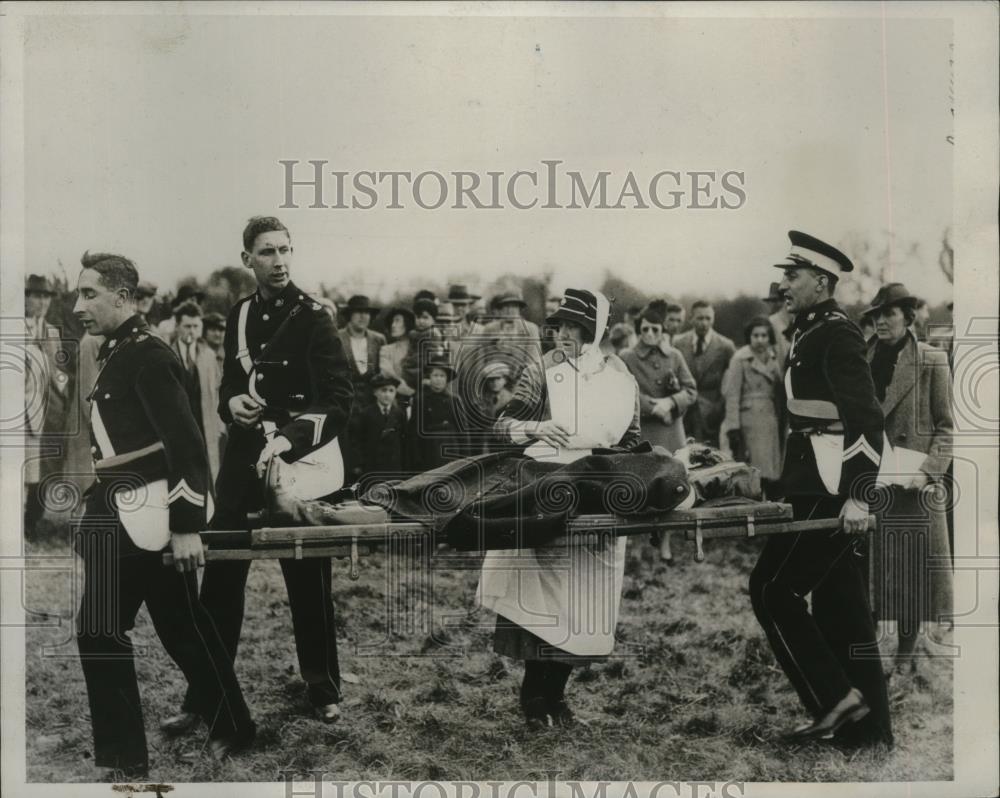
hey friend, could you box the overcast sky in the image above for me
[22,8,953,303]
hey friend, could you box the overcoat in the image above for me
[719,345,784,480]
[866,332,953,622]
[619,340,697,452]
[170,337,224,482]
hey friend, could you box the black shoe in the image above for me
[159,710,200,736]
[783,688,869,742]
[521,696,552,730]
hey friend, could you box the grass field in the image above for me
[23,525,953,784]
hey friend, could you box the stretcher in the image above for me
[163,501,873,576]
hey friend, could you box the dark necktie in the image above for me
[696,336,705,356]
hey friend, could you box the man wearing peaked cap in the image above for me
[749,230,892,749]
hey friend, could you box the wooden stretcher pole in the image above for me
[162,510,876,565]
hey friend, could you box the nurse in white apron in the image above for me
[476,288,641,729]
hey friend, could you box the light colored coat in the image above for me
[866,332,953,621]
[719,346,784,480]
[171,338,224,482]
[379,338,415,397]
[619,340,697,452]
[477,352,640,656]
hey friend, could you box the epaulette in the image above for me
[297,295,325,314]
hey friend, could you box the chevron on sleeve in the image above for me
[843,435,881,466]
[168,478,206,507]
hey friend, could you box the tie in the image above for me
[696,336,705,356]
[186,343,197,374]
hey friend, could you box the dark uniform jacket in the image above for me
[88,315,209,535]
[781,298,884,499]
[359,401,407,477]
[219,282,354,465]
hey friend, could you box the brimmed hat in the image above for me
[343,294,379,316]
[862,282,919,317]
[413,298,438,320]
[761,282,783,303]
[423,355,456,379]
[135,280,158,299]
[547,288,599,343]
[773,230,853,277]
[385,306,416,332]
[25,275,54,296]
[414,289,438,305]
[493,290,528,309]
[171,285,205,308]
[371,373,400,390]
[203,312,227,331]
[447,284,480,304]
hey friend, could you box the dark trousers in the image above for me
[182,428,342,711]
[749,495,892,744]
[75,487,254,772]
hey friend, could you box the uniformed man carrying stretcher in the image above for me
[749,231,893,748]
[160,216,355,734]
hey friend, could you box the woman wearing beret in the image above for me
[719,316,785,497]
[863,283,953,683]
[478,288,641,730]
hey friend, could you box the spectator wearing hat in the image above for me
[170,301,224,483]
[338,295,386,484]
[447,284,482,339]
[23,275,70,536]
[719,316,785,496]
[407,355,469,473]
[471,361,516,453]
[861,283,953,685]
[357,374,408,478]
[673,301,736,447]
[762,282,792,367]
[621,304,697,454]
[401,298,445,392]
[480,290,542,383]
[202,312,227,371]
[379,307,417,408]
[134,280,158,323]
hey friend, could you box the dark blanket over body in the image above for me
[360,442,691,550]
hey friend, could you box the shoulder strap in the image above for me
[236,300,253,374]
